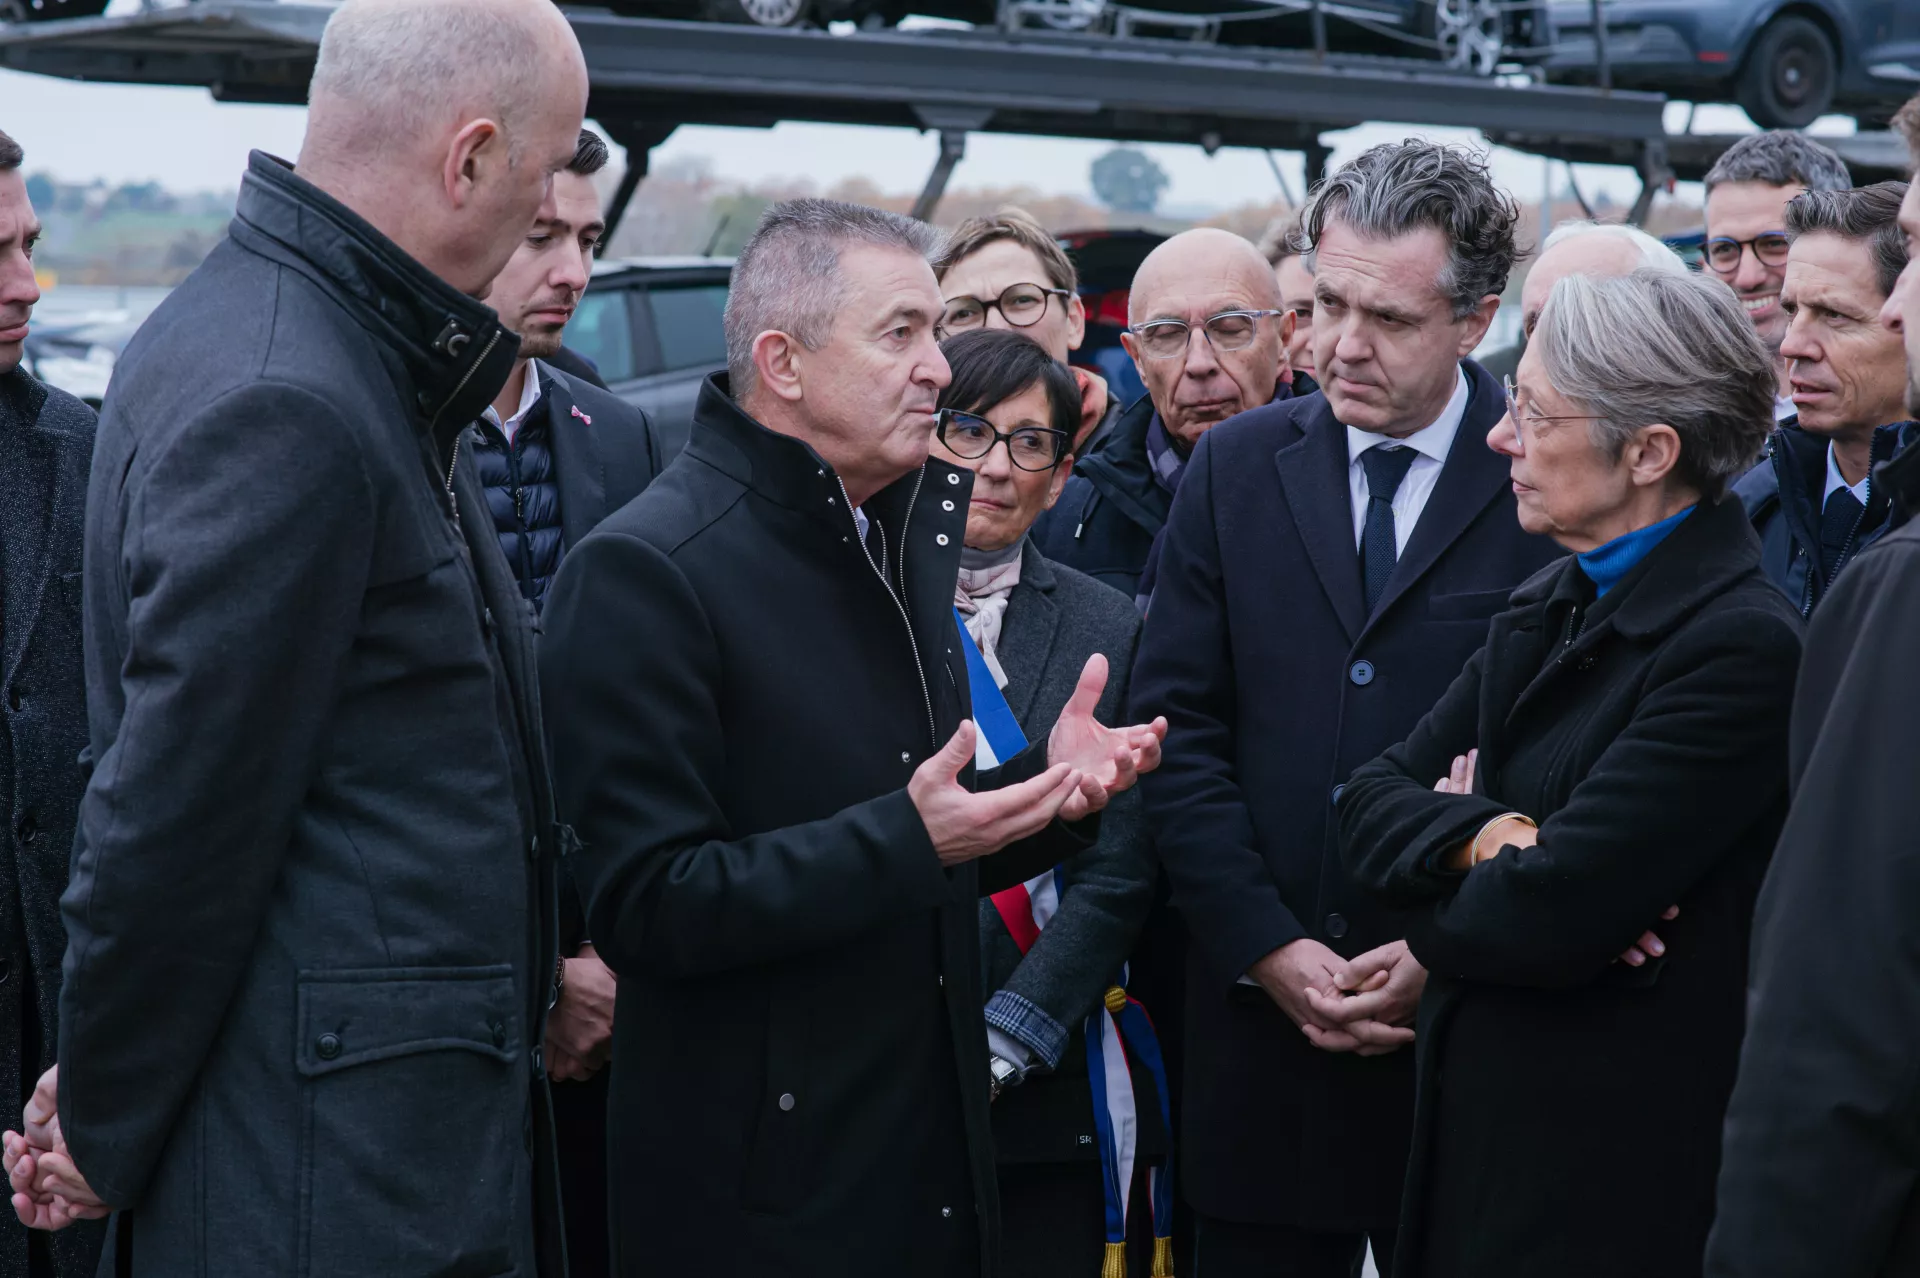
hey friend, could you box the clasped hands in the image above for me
[1253,938,1422,1057]
[4,1066,106,1231]
[912,652,1167,867]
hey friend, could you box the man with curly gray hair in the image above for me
[1131,137,1557,1278]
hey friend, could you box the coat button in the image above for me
[778,1093,796,1112]
[1348,660,1375,686]
[942,500,955,511]
[490,1019,508,1049]
[901,751,911,763]
[936,534,950,546]
[1330,783,1345,806]
[316,1033,343,1061]
[16,815,36,844]
[1326,913,1349,939]
[941,1206,953,1218]
[947,473,961,485]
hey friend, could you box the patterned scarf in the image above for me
[954,541,1024,690]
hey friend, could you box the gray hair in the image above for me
[1704,131,1852,196]
[1299,138,1520,319]
[1784,181,1910,298]
[724,197,940,396]
[1540,219,1689,275]
[1535,269,1775,501]
[309,0,552,161]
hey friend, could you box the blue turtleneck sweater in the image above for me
[1576,504,1696,597]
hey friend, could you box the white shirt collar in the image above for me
[1345,365,1469,469]
[481,358,545,442]
[1824,440,1871,504]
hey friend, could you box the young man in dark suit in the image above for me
[1131,139,1559,1276]
[460,128,665,1278]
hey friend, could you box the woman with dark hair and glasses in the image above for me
[933,329,1171,1278]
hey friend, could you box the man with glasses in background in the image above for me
[1130,140,1557,1277]
[1702,131,1852,420]
[1031,227,1295,604]
[934,209,1119,453]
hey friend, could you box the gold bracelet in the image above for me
[1470,812,1537,865]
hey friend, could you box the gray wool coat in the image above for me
[977,543,1160,1164]
[0,365,106,1278]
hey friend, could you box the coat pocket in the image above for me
[738,984,815,1216]
[295,966,527,1277]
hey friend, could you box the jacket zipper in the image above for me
[840,469,937,751]
[436,330,506,523]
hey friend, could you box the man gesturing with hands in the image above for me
[538,199,1162,1278]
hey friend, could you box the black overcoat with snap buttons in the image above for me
[1129,360,1559,1234]
[539,374,1092,1277]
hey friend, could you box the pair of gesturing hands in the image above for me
[5,1066,103,1231]
[909,652,1167,867]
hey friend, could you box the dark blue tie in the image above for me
[1818,487,1865,584]
[1361,445,1420,614]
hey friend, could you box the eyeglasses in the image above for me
[1704,232,1791,275]
[935,408,1070,472]
[1502,375,1608,447]
[939,283,1073,337]
[1127,310,1286,361]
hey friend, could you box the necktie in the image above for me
[1360,445,1420,613]
[1818,487,1865,585]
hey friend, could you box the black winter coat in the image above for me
[1032,393,1163,598]
[468,361,664,613]
[1732,416,1911,616]
[0,367,104,1278]
[539,376,1094,1277]
[1340,495,1802,1278]
[1707,439,1920,1278]
[61,153,568,1276]
[1130,360,1558,1233]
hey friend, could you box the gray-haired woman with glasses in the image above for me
[1338,268,1802,1277]
[933,329,1167,1278]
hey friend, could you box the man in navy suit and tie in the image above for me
[1130,139,1560,1275]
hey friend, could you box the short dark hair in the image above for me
[1300,138,1520,319]
[937,329,1081,454]
[0,129,21,173]
[1785,181,1910,297]
[1704,131,1851,196]
[569,129,609,178]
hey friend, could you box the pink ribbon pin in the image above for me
[571,405,592,426]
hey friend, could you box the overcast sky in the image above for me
[0,26,1853,213]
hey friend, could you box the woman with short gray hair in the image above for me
[1336,267,1804,1276]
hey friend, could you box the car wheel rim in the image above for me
[1773,42,1827,108]
[1037,0,1102,30]
[1433,0,1504,76]
[739,0,805,25]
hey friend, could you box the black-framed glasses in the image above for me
[1128,309,1285,361]
[939,283,1073,336]
[1704,232,1791,275]
[935,408,1070,471]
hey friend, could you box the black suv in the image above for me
[562,256,732,457]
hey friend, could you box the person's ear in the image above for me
[1455,293,1502,357]
[444,117,505,210]
[1045,455,1075,509]
[1065,291,1087,352]
[1626,423,1682,488]
[753,330,806,404]
[1119,329,1145,379]
[1275,309,1296,384]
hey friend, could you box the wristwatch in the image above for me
[988,1054,1020,1102]
[548,953,567,1011]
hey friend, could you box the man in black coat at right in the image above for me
[1130,140,1558,1275]
[1706,97,1920,1278]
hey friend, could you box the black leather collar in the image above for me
[227,152,519,447]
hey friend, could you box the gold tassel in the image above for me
[1151,1235,1175,1277]
[1101,1240,1129,1278]
[1104,985,1128,1015]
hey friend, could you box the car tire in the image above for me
[700,0,812,26]
[1736,15,1837,130]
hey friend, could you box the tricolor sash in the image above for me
[958,613,1175,1277]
